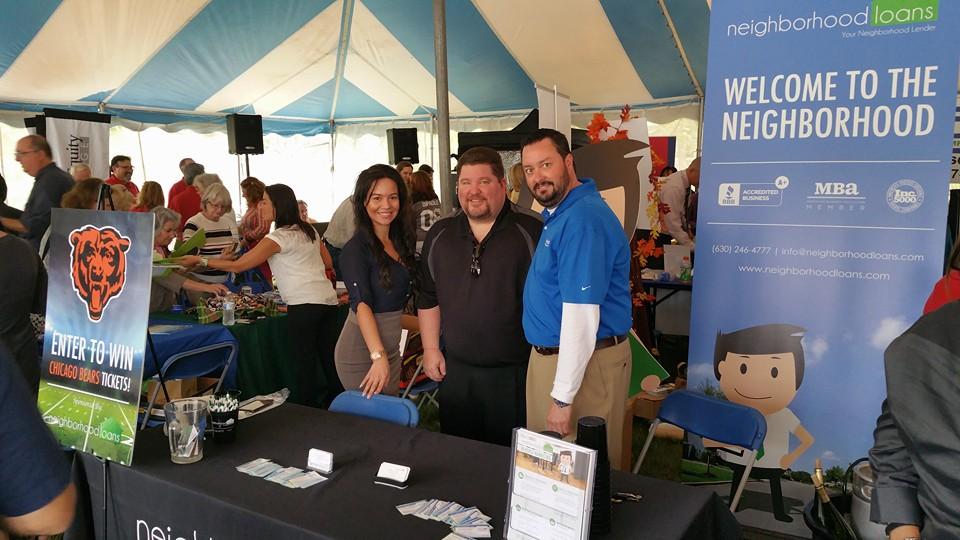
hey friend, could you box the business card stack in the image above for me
[236,458,327,489]
[396,499,493,539]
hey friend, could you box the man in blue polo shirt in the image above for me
[521,128,633,469]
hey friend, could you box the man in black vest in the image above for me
[417,147,542,445]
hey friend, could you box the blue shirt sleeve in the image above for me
[557,224,612,305]
[339,238,375,313]
[0,346,71,516]
[22,178,55,239]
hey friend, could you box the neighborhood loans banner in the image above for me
[689,0,958,512]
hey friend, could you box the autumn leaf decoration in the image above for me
[586,105,633,143]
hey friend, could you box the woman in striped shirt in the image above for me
[183,183,239,283]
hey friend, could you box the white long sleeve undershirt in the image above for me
[551,302,601,404]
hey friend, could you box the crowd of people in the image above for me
[1,127,633,459]
[4,121,959,538]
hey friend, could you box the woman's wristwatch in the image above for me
[370,350,386,361]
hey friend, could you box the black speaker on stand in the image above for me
[386,128,419,164]
[227,114,263,178]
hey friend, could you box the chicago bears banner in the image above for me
[38,209,153,466]
[688,0,958,518]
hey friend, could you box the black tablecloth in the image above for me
[70,404,739,539]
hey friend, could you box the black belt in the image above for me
[534,333,629,356]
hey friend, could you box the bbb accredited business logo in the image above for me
[718,181,784,207]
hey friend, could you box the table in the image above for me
[145,320,239,389]
[153,306,348,400]
[70,404,740,539]
[641,279,692,349]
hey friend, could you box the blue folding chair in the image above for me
[139,342,237,430]
[632,390,767,511]
[400,361,440,411]
[329,390,419,428]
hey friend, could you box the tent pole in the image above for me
[433,0,453,214]
[697,97,704,157]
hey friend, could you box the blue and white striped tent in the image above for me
[0,0,709,135]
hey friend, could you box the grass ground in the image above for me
[680,457,734,483]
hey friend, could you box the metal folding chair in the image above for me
[400,361,440,410]
[139,342,237,430]
[632,390,767,512]
[329,390,419,427]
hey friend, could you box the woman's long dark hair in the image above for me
[352,164,416,290]
[266,184,316,242]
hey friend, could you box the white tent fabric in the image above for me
[0,0,709,133]
[1,101,699,221]
[1,1,708,217]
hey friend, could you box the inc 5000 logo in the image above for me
[726,1,938,38]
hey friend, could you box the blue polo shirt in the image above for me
[522,178,632,346]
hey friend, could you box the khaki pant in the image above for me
[526,341,631,469]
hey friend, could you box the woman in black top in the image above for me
[335,165,416,397]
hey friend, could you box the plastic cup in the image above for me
[164,399,209,464]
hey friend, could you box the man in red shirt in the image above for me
[167,157,195,203]
[105,155,139,197]
[169,162,205,236]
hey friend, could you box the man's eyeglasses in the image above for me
[14,150,39,158]
[470,243,484,277]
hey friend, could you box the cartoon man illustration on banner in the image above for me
[710,324,815,522]
[558,451,574,484]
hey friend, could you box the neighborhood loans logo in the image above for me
[806,182,866,211]
[886,179,924,213]
[726,1,938,38]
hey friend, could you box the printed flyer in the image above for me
[506,429,596,540]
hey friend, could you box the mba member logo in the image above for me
[806,182,866,211]
[886,179,924,213]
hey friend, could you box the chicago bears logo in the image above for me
[69,225,131,322]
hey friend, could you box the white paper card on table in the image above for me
[396,500,429,516]
[307,448,334,474]
[288,471,327,488]
[453,525,492,538]
[377,462,410,483]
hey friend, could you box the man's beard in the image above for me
[463,198,492,220]
[531,171,570,208]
